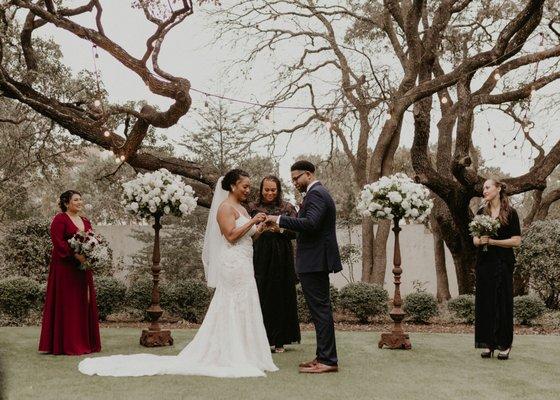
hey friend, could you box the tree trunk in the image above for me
[448,248,476,294]
[361,216,375,282]
[431,214,451,301]
[370,220,391,285]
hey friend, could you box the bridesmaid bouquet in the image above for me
[469,215,501,251]
[356,173,433,223]
[121,168,197,218]
[68,231,111,270]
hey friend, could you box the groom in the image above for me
[267,160,342,373]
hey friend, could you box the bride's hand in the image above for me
[252,212,267,224]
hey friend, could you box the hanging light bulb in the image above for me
[387,113,392,120]
[441,96,448,104]
[103,130,111,138]
[494,72,501,80]
[120,155,126,162]
[523,125,530,133]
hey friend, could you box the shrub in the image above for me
[296,284,340,324]
[516,220,560,309]
[514,295,546,325]
[0,276,42,323]
[162,279,213,323]
[296,284,311,323]
[338,282,389,323]
[95,276,127,321]
[125,276,169,320]
[447,295,475,324]
[403,292,438,323]
[0,218,51,282]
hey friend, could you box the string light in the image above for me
[93,99,101,108]
[103,130,111,137]
[387,113,392,120]
[120,155,126,161]
[494,72,501,80]
[441,96,448,104]
[325,121,332,130]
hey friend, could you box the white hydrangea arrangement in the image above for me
[357,173,434,223]
[122,168,198,219]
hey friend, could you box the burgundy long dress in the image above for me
[38,212,101,355]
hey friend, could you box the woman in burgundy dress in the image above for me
[39,190,101,355]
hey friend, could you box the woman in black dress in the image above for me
[473,179,521,360]
[248,175,301,353]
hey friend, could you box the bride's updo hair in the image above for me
[221,169,250,192]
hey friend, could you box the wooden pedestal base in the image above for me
[140,329,174,347]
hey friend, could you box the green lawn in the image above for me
[1,327,559,400]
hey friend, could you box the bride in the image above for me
[79,169,278,378]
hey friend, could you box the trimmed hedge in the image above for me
[95,276,127,321]
[403,292,438,323]
[514,295,546,325]
[339,282,388,323]
[0,218,51,282]
[447,295,475,324]
[0,276,42,323]
[162,279,213,323]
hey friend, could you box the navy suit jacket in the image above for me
[279,182,343,274]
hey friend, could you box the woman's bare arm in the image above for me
[217,203,266,244]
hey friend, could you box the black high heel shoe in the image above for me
[480,349,494,358]
[497,348,511,360]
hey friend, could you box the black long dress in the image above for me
[248,200,301,348]
[474,207,521,351]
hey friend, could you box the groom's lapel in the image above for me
[298,182,321,217]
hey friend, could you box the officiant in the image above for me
[248,175,301,353]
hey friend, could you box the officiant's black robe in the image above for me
[248,201,301,348]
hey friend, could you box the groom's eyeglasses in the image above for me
[291,173,306,183]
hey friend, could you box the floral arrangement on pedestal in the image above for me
[356,173,433,223]
[121,168,198,347]
[122,168,197,218]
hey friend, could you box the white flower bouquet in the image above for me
[68,230,111,270]
[356,173,434,223]
[469,214,501,251]
[121,168,198,219]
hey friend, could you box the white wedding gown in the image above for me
[79,216,278,378]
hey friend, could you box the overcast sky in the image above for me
[38,1,560,183]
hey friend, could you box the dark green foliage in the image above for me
[338,282,389,323]
[447,295,475,324]
[403,292,438,323]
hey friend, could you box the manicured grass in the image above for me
[1,327,559,400]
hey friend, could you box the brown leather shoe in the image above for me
[299,362,338,374]
[298,358,318,368]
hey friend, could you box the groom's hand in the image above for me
[266,215,280,224]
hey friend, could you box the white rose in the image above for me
[410,208,419,218]
[383,207,392,215]
[388,191,403,203]
[149,205,157,213]
[164,206,171,214]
